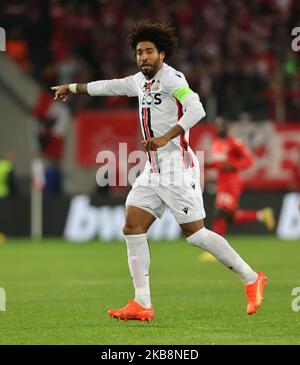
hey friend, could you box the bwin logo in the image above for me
[0,27,5,51]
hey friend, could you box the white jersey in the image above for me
[87,63,204,174]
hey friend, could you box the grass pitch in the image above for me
[0,236,299,345]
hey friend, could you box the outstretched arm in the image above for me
[51,75,138,102]
[51,84,87,102]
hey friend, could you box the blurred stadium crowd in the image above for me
[1,0,300,121]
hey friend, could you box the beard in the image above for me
[139,57,162,79]
[141,66,156,79]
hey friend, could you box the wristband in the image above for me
[68,83,77,93]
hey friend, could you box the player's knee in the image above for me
[122,224,146,236]
[181,220,205,238]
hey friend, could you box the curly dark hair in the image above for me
[128,22,178,62]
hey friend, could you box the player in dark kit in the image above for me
[207,117,275,236]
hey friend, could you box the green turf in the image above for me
[0,236,299,345]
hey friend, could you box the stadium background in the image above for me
[0,0,299,239]
[0,0,300,345]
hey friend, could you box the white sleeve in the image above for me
[164,71,189,95]
[87,74,138,97]
[177,92,206,131]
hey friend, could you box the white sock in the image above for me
[125,233,151,308]
[187,227,258,285]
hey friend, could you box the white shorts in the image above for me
[125,168,206,224]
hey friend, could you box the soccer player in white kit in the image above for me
[52,22,267,321]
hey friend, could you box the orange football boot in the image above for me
[108,300,154,322]
[244,272,268,315]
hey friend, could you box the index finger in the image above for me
[51,86,59,90]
